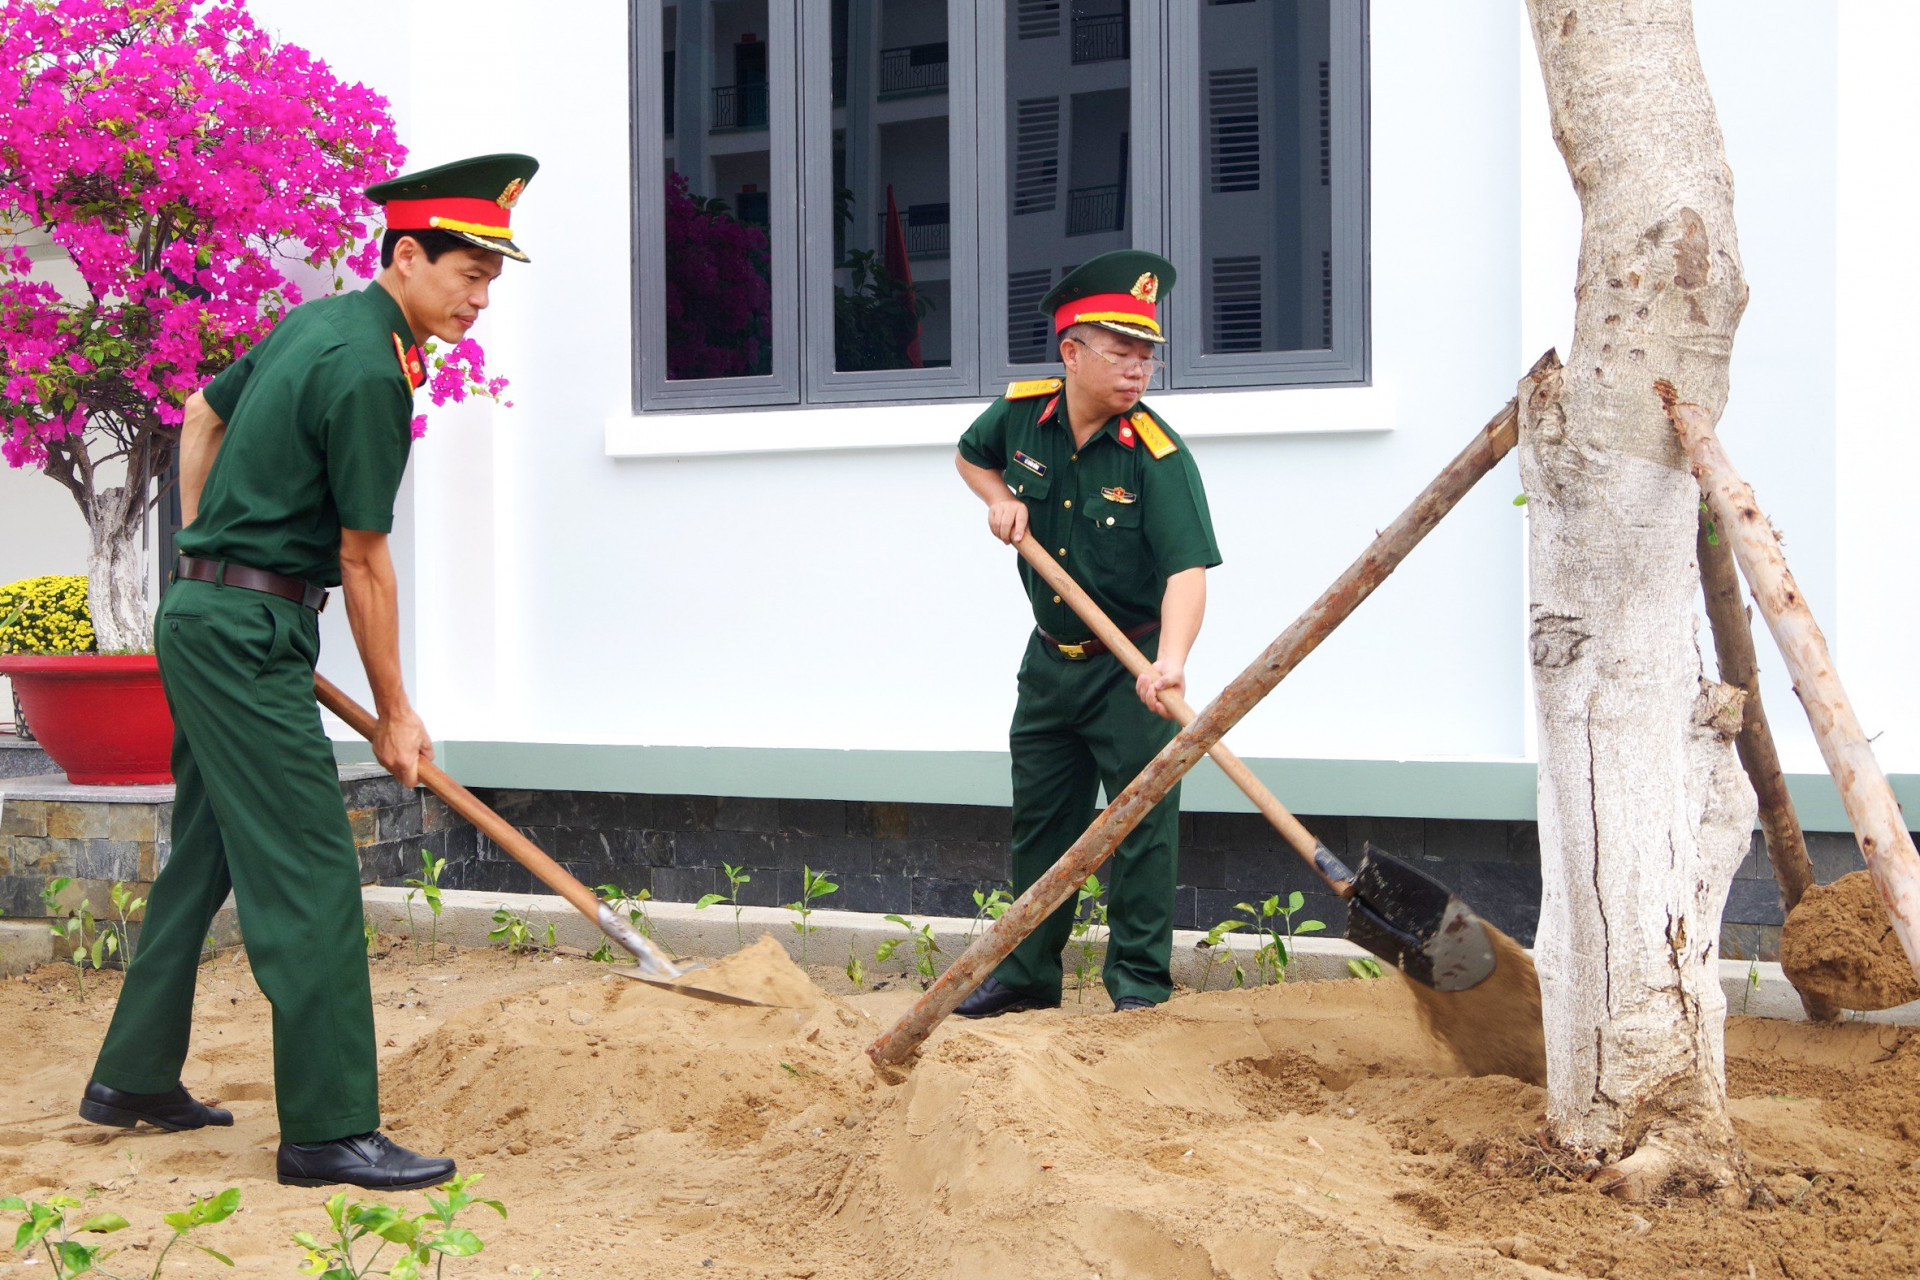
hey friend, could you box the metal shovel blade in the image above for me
[612,965,773,1006]
[1343,843,1497,992]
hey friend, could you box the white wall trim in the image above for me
[604,381,1398,459]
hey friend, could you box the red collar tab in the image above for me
[1116,420,1137,449]
[392,334,426,390]
[1039,394,1060,423]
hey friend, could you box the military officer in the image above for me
[78,155,538,1190]
[953,250,1221,1016]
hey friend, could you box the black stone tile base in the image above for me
[415,787,1895,962]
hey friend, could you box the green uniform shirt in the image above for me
[181,286,416,587]
[959,391,1221,639]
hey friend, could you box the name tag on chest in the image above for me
[1014,450,1048,478]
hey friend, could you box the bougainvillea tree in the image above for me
[1,0,503,651]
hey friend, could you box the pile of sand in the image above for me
[4,932,1919,1277]
[1780,871,1920,1011]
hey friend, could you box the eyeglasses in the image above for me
[1071,337,1165,378]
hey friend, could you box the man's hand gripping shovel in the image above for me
[314,674,772,1007]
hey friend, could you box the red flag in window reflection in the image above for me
[882,184,923,369]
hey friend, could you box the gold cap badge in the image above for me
[497,178,526,209]
[1130,272,1159,303]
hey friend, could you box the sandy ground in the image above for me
[5,933,1919,1279]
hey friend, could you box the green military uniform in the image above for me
[958,251,1220,1005]
[90,155,536,1146]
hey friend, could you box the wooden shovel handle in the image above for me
[1012,536,1355,894]
[313,673,602,923]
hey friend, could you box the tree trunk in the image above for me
[1521,0,1756,1198]
[85,488,152,652]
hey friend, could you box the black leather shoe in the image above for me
[277,1131,455,1191]
[1113,996,1157,1012]
[79,1081,233,1131]
[955,977,1059,1018]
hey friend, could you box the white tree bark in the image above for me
[86,490,152,653]
[1521,0,1757,1194]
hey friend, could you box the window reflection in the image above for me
[829,0,952,373]
[1197,0,1333,354]
[663,1,776,380]
[1005,0,1132,365]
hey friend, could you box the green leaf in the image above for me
[196,1188,242,1225]
[54,1238,98,1274]
[194,1243,236,1266]
[428,1227,485,1257]
[291,1231,322,1249]
[1512,493,1528,506]
[75,1213,128,1233]
[1294,919,1327,934]
[875,939,901,962]
[1286,891,1305,913]
[0,1196,25,1211]
[694,894,724,909]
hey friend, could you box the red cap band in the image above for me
[1053,291,1159,334]
[383,195,515,236]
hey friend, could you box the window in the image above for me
[632,1,1366,412]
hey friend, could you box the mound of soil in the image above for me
[1780,871,1920,1012]
[4,932,1918,1278]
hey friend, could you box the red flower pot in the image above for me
[0,654,173,785]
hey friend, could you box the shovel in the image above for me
[313,674,769,1007]
[1011,535,1496,991]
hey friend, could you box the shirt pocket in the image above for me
[1078,492,1146,577]
[1003,462,1053,502]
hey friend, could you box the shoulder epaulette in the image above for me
[1005,377,1063,400]
[1130,410,1177,460]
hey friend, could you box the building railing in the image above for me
[878,42,949,95]
[1066,184,1124,236]
[877,203,951,259]
[711,82,769,130]
[1071,13,1128,64]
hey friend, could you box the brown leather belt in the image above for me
[175,556,329,612]
[1037,621,1157,661]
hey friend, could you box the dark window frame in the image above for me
[628,0,1368,413]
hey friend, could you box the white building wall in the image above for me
[2,1,1910,814]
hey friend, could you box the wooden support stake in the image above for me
[1666,388,1920,991]
[1696,503,1840,1021]
[867,355,1552,1069]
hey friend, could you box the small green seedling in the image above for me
[694,862,752,948]
[1234,891,1326,986]
[1069,874,1108,1001]
[487,907,536,958]
[107,882,146,967]
[292,1172,504,1280]
[404,850,447,962]
[787,866,837,963]
[1346,956,1385,980]
[2,1185,240,1279]
[844,937,866,988]
[875,914,942,990]
[41,877,115,1001]
[1195,918,1246,992]
[1742,956,1762,1014]
[967,885,1012,941]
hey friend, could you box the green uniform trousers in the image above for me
[91,579,380,1145]
[994,630,1181,1004]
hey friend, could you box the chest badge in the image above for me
[392,333,426,390]
[1100,486,1138,505]
[1013,450,1048,478]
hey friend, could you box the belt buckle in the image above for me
[1057,642,1087,661]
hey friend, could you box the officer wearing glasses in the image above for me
[952,250,1221,1016]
